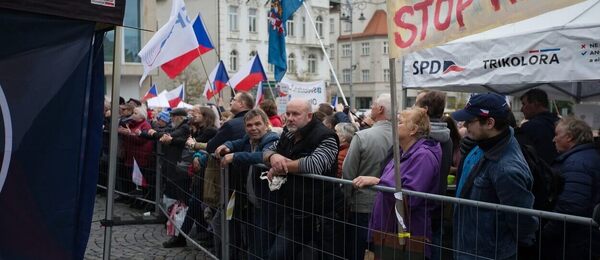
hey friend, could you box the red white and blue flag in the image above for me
[254,82,264,108]
[229,55,267,92]
[203,61,230,100]
[132,158,148,188]
[166,84,184,108]
[137,0,214,85]
[142,84,158,101]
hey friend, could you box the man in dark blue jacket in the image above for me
[452,93,538,260]
[516,88,559,164]
[542,117,600,259]
[216,109,279,260]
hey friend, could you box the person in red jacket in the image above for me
[259,99,283,127]
[334,122,357,178]
[118,107,153,193]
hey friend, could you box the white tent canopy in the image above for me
[402,0,600,102]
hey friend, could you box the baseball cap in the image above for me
[451,93,509,122]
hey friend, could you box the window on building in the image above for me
[361,42,370,56]
[104,0,141,63]
[329,44,335,58]
[384,69,390,82]
[342,44,351,57]
[230,50,238,71]
[229,6,239,31]
[356,97,372,109]
[288,53,296,73]
[316,16,323,38]
[446,96,457,109]
[362,69,370,82]
[249,50,257,60]
[344,20,352,32]
[330,18,335,34]
[248,8,257,33]
[308,54,317,74]
[383,41,388,55]
[287,16,295,37]
[302,17,306,37]
[343,69,351,83]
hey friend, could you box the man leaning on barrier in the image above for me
[263,98,343,259]
[451,93,538,260]
[215,108,280,260]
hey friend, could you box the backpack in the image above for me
[519,143,564,211]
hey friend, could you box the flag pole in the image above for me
[196,53,220,104]
[264,80,277,100]
[301,1,348,106]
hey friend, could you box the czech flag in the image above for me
[132,158,148,188]
[138,0,214,85]
[166,84,184,108]
[203,61,230,100]
[254,82,264,108]
[142,84,158,101]
[229,55,267,92]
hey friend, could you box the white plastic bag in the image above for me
[260,171,287,191]
[166,201,189,236]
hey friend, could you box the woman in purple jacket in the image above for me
[352,107,441,259]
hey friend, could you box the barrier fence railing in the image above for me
[98,136,600,260]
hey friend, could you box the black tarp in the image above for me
[0,8,105,259]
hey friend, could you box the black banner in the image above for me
[0,9,104,259]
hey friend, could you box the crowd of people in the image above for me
[104,88,600,260]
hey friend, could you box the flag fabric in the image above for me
[142,84,158,101]
[331,94,338,108]
[268,0,304,82]
[203,61,230,100]
[132,158,148,187]
[255,82,264,108]
[229,55,267,92]
[166,84,184,108]
[137,0,214,85]
[192,14,214,54]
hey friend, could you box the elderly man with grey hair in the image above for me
[342,93,395,260]
[542,116,600,259]
[264,98,342,259]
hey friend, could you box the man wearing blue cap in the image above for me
[451,93,538,260]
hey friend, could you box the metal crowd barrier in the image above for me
[98,136,600,260]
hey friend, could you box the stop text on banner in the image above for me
[386,0,584,58]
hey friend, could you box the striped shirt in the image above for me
[266,132,338,175]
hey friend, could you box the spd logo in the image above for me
[412,60,465,75]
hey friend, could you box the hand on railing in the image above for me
[220,154,234,168]
[269,153,291,174]
[214,145,230,159]
[352,176,380,188]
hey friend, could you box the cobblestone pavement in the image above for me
[85,194,211,260]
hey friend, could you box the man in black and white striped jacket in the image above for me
[264,98,342,259]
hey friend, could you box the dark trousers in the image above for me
[247,201,282,260]
[346,212,371,260]
[269,212,342,260]
[180,176,209,235]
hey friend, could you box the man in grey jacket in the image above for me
[342,93,394,260]
[415,90,453,260]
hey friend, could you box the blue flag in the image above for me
[268,0,304,82]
